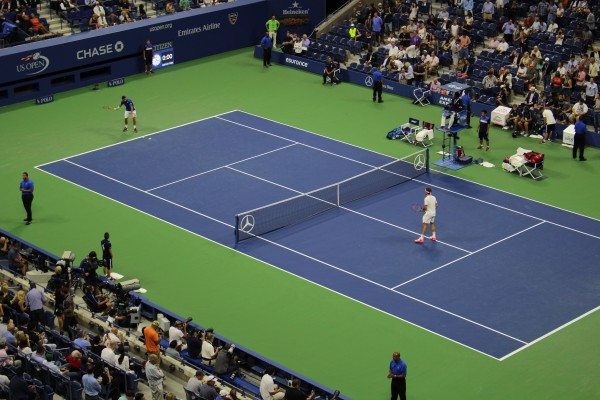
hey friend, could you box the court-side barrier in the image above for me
[0,228,345,399]
[254,47,600,147]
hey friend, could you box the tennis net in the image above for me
[235,148,429,242]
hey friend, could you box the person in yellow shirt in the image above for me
[348,23,361,41]
[265,15,280,48]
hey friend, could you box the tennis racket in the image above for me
[102,105,116,111]
[411,203,425,213]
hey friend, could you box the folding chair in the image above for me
[412,87,431,106]
[517,160,544,180]
[399,118,421,143]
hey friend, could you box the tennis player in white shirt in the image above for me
[415,187,438,244]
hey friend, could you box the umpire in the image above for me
[373,66,384,103]
[260,31,272,67]
[388,352,407,400]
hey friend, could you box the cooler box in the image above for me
[562,124,575,147]
[491,106,512,126]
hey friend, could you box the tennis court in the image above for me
[37,110,600,360]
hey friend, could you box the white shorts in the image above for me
[124,110,137,119]
[422,213,435,224]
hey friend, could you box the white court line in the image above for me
[35,110,236,169]
[34,161,518,361]
[233,110,600,224]
[498,304,600,360]
[146,143,297,192]
[391,221,546,289]
[226,165,471,254]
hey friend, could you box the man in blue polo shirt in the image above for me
[19,172,34,225]
[372,12,383,45]
[260,31,272,68]
[388,352,407,400]
[573,116,587,161]
[372,66,384,103]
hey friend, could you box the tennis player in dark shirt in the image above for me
[114,95,137,133]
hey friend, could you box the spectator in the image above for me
[65,350,83,370]
[450,19,460,38]
[575,65,587,89]
[284,379,315,400]
[571,98,589,122]
[144,321,161,362]
[280,31,294,54]
[92,1,107,27]
[138,4,146,18]
[496,37,509,53]
[29,13,47,34]
[199,376,219,400]
[260,367,285,400]
[495,0,504,17]
[165,340,182,360]
[165,2,174,13]
[185,370,205,397]
[101,340,118,366]
[265,16,279,47]
[413,61,426,85]
[11,290,27,313]
[348,23,361,41]
[145,354,164,400]
[179,0,190,11]
[524,86,539,106]
[456,58,471,79]
[293,36,303,55]
[120,4,132,22]
[74,332,92,350]
[487,36,500,50]
[429,78,441,93]
[9,370,37,399]
[584,78,598,107]
[82,364,103,400]
[26,282,45,327]
[450,37,460,67]
[7,242,27,275]
[437,6,449,21]
[424,51,439,76]
[372,12,383,45]
[462,0,474,13]
[482,69,498,90]
[496,85,510,105]
[403,62,414,86]
[300,34,310,54]
[482,0,494,21]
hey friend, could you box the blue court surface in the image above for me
[38,110,600,360]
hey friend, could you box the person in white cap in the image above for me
[415,187,438,244]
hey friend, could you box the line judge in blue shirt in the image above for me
[573,116,587,161]
[388,351,408,400]
[373,67,384,103]
[20,171,34,225]
[260,31,273,68]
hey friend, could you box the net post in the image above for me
[234,215,240,243]
[425,148,430,174]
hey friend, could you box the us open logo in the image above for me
[17,52,50,76]
[239,215,255,233]
[364,76,373,87]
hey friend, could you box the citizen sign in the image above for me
[285,57,308,68]
[16,52,50,76]
[77,41,124,60]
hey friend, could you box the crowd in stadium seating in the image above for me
[1,233,325,400]
[300,0,600,134]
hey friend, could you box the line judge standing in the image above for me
[20,172,34,225]
[260,31,273,68]
[373,66,384,103]
[388,351,407,400]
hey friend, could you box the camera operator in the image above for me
[186,329,203,360]
[168,320,188,350]
[214,343,239,376]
